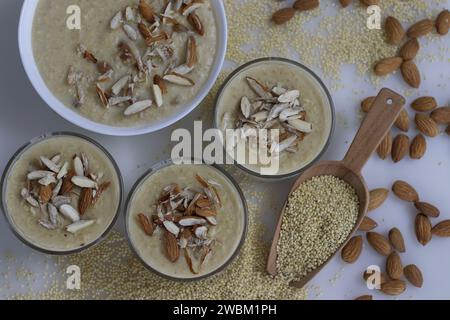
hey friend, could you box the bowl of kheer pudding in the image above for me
[0,133,123,254]
[19,0,227,136]
[214,57,335,180]
[125,160,248,281]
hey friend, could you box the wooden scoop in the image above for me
[267,88,405,288]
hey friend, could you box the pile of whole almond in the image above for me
[341,180,450,300]
[374,9,450,88]
[361,95,450,163]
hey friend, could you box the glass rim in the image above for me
[0,131,124,255]
[124,159,249,282]
[213,57,336,180]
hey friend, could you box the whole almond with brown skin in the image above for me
[415,114,439,137]
[164,231,180,262]
[414,201,440,218]
[339,0,352,8]
[391,134,409,163]
[436,9,450,35]
[431,107,450,124]
[385,16,405,44]
[401,60,421,88]
[392,180,419,202]
[377,132,392,160]
[293,0,319,11]
[374,57,403,76]
[432,220,450,237]
[407,19,434,38]
[361,96,376,113]
[415,214,432,246]
[341,236,363,263]
[368,188,389,211]
[410,134,427,160]
[79,188,93,215]
[404,264,423,288]
[411,96,437,112]
[363,270,387,285]
[359,216,378,232]
[355,295,373,300]
[360,0,379,6]
[272,8,296,25]
[399,38,420,61]
[386,252,403,280]
[389,228,406,253]
[394,109,410,132]
[381,280,406,296]
[137,213,154,236]
[367,232,392,256]
[39,185,52,204]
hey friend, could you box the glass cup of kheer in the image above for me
[125,160,248,281]
[214,58,335,180]
[1,132,123,254]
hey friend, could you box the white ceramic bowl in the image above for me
[18,0,227,136]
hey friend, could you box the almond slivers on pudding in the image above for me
[32,0,217,127]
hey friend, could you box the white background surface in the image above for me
[0,0,449,300]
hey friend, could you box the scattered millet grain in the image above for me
[277,175,359,281]
[6,174,307,300]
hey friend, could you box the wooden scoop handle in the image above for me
[343,88,405,174]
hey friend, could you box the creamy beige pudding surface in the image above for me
[4,136,120,252]
[32,0,218,127]
[216,60,333,176]
[128,164,246,279]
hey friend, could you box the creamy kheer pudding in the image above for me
[215,59,334,177]
[127,164,247,280]
[2,134,121,253]
[32,0,218,127]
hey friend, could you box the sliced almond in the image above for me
[195,207,216,218]
[187,12,204,36]
[110,11,123,30]
[27,170,54,180]
[186,36,197,68]
[154,75,168,94]
[152,84,163,108]
[73,156,85,177]
[112,75,130,95]
[163,73,195,86]
[139,0,156,23]
[181,0,203,16]
[59,204,80,223]
[40,156,60,173]
[71,176,97,189]
[246,77,271,98]
[124,100,153,116]
[66,220,95,234]
[96,84,110,109]
[179,216,207,227]
[163,220,180,237]
[123,24,138,41]
[79,188,93,215]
